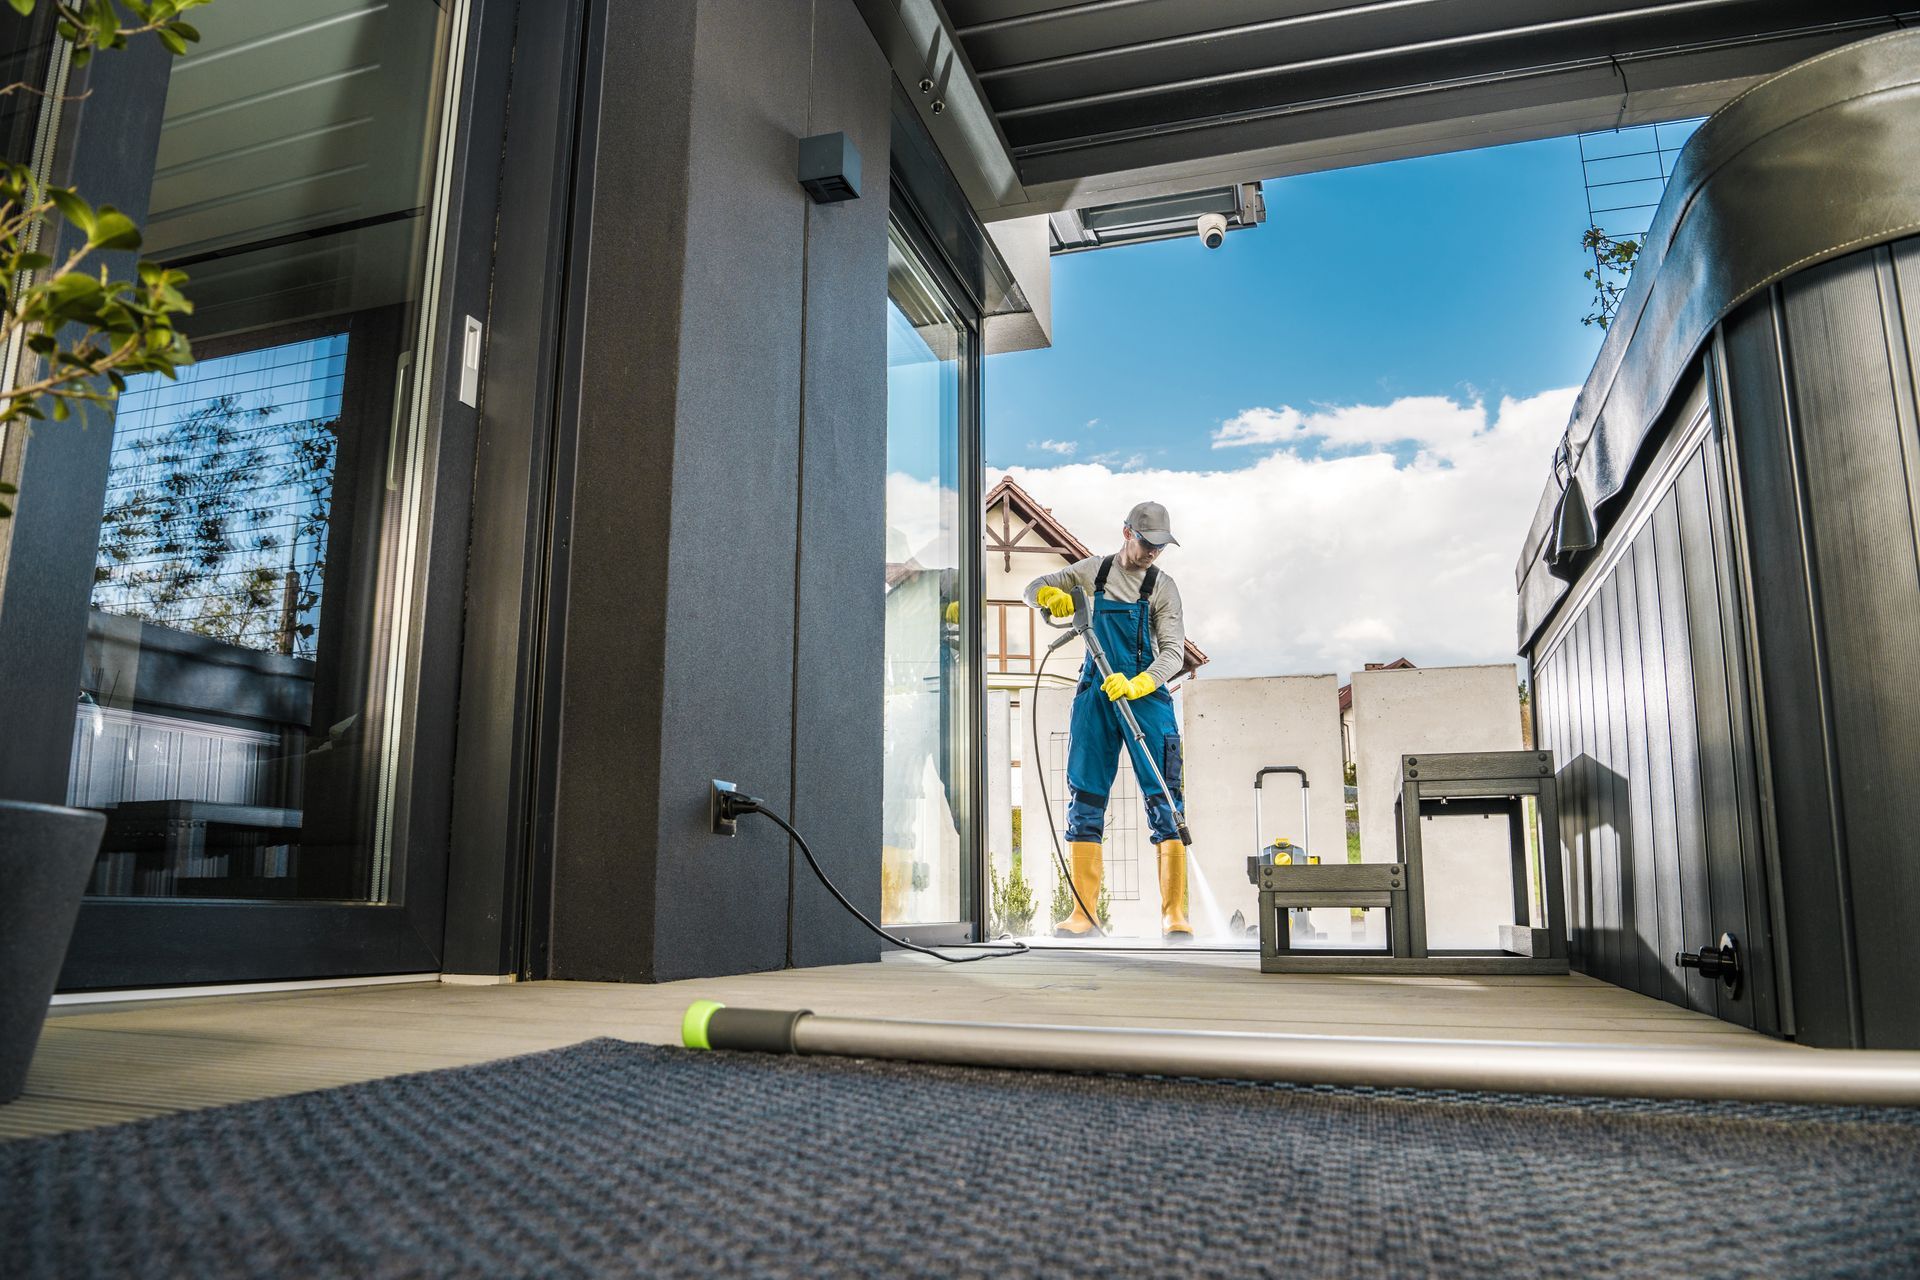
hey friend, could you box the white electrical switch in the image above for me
[458,315,483,407]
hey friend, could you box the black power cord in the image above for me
[714,788,1029,965]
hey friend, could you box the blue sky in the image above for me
[986,133,1613,472]
[981,129,1680,679]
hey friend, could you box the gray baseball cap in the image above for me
[1125,500,1179,547]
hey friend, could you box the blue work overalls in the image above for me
[1064,558,1183,845]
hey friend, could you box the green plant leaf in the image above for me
[45,270,105,308]
[86,206,142,250]
[87,0,117,45]
[6,0,34,18]
[156,26,186,55]
[46,186,92,234]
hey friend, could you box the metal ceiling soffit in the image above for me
[959,0,1895,159]
[967,0,1469,86]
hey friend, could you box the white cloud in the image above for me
[994,387,1575,681]
[1085,417,1100,428]
[1214,395,1493,460]
[885,472,956,567]
[1089,450,1146,470]
[1032,438,1078,456]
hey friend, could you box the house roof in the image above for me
[986,474,1211,679]
[1337,658,1417,711]
[985,474,1095,563]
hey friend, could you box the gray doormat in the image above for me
[4,1037,1918,1278]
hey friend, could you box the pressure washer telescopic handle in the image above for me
[1253,766,1310,861]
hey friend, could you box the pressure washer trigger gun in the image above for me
[1068,585,1095,636]
[1039,584,1090,652]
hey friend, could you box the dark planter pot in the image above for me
[1,799,105,1103]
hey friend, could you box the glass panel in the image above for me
[1285,907,1389,952]
[63,0,456,902]
[882,226,967,926]
[0,5,56,167]
[1003,603,1031,660]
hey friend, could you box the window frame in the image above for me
[882,198,985,945]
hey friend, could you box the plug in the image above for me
[709,780,764,836]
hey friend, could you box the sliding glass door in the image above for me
[11,0,472,986]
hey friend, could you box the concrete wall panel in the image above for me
[1183,675,1345,937]
[1351,664,1523,950]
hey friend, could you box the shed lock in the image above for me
[1676,932,1742,997]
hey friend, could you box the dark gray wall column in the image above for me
[0,42,172,806]
[548,0,888,981]
[789,0,891,969]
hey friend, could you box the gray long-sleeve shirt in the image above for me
[1024,555,1187,687]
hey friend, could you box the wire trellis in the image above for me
[1049,731,1142,900]
[1577,119,1704,326]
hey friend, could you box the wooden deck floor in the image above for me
[3,949,1800,1140]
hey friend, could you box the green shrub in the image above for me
[989,853,1035,938]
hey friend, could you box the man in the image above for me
[1023,500,1191,940]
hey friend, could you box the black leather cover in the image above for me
[1516,31,1920,648]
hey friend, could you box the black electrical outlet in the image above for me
[710,780,739,837]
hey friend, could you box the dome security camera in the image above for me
[1197,212,1228,249]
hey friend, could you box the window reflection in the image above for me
[882,227,967,926]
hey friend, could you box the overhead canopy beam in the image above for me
[913,1,1919,220]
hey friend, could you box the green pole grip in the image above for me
[681,999,726,1050]
[681,1002,812,1053]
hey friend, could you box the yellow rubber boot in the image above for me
[1158,840,1194,942]
[881,846,910,925]
[1053,841,1104,937]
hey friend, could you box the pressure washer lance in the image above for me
[676,1003,1920,1107]
[1067,584,1193,846]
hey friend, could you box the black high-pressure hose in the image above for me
[711,605,1096,955]
[1032,617,1106,939]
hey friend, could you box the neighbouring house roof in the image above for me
[986,474,1211,680]
[1337,658,1417,711]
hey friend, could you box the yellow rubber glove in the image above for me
[943,601,960,624]
[1034,586,1074,618]
[1102,672,1157,701]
